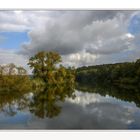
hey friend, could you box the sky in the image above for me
[0,10,140,73]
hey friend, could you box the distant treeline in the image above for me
[0,63,31,92]
[76,59,140,87]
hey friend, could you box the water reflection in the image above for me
[29,85,75,118]
[76,83,140,107]
[0,83,140,129]
[0,83,75,119]
[0,90,30,117]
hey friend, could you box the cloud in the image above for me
[61,51,97,67]
[86,33,134,55]
[0,11,52,32]
[17,10,138,67]
[0,48,30,73]
[0,10,139,68]
[20,11,131,55]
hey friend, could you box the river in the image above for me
[0,84,140,129]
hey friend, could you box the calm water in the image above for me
[0,84,140,129]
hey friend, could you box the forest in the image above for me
[76,59,140,87]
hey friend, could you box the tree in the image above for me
[28,51,75,88]
[17,66,27,75]
[76,58,140,86]
[0,65,4,76]
[7,63,16,75]
[0,63,31,92]
[28,51,61,82]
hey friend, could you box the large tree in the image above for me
[28,51,61,82]
[28,51,75,87]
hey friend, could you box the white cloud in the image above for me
[0,48,30,73]
[0,11,52,32]
[0,10,139,68]
[18,11,137,67]
[62,51,97,67]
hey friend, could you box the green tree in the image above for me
[28,51,61,82]
[0,63,31,92]
[76,58,140,87]
[28,51,75,88]
[17,66,27,75]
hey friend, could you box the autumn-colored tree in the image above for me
[17,66,27,75]
[28,51,61,82]
[0,63,31,92]
[7,63,16,75]
[28,51,75,88]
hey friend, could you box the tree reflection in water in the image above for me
[0,83,75,119]
[1,80,140,119]
[29,85,75,118]
[0,90,30,116]
[76,83,140,108]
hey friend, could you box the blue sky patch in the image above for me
[0,31,30,50]
[128,15,140,35]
